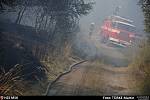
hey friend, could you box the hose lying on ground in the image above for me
[44,60,87,96]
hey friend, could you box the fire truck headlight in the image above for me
[111,29,120,33]
[116,31,120,34]
[129,34,134,38]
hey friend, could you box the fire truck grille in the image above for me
[119,32,130,42]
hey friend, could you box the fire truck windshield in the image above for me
[112,21,136,33]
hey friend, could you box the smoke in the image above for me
[72,0,145,67]
[74,28,98,60]
[73,25,130,67]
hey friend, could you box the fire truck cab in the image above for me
[100,15,136,47]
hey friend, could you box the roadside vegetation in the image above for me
[0,0,94,95]
[0,64,48,96]
[0,64,27,95]
[42,44,81,81]
[129,0,150,95]
[129,42,150,95]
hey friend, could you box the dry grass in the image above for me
[0,43,82,96]
[129,42,150,95]
[41,44,78,81]
[0,64,46,96]
[0,64,27,96]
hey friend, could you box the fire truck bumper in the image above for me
[109,37,132,47]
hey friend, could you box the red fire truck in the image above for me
[100,15,136,47]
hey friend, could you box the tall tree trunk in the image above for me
[15,8,22,24]
[38,14,45,30]
[44,15,48,30]
[0,0,3,10]
[49,16,59,41]
[18,6,26,24]
[15,6,26,24]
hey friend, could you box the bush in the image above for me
[0,64,27,95]
[130,42,150,95]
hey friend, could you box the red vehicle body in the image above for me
[100,15,136,47]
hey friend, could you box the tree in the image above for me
[0,0,94,50]
[42,0,94,43]
[0,0,16,9]
[139,0,150,33]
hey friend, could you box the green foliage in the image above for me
[0,0,16,8]
[0,0,94,51]
[37,0,94,47]
[139,0,150,37]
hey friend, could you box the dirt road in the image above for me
[47,62,140,96]
[46,31,140,96]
